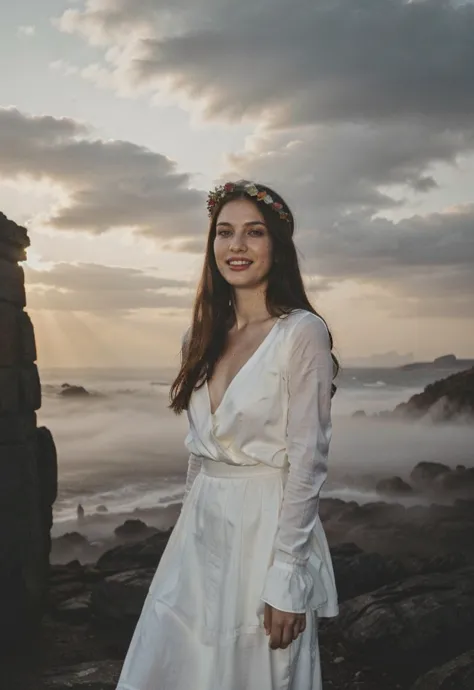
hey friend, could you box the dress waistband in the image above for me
[201,458,283,479]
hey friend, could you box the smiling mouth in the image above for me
[226,259,253,266]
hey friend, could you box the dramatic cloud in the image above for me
[222,120,474,317]
[3,1,471,324]
[0,107,205,238]
[56,0,474,127]
[225,122,474,217]
[25,262,194,312]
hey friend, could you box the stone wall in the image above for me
[0,212,57,647]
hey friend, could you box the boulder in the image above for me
[51,533,96,565]
[54,593,91,625]
[60,385,90,398]
[376,476,413,496]
[331,544,407,602]
[411,648,474,689]
[410,461,451,489]
[331,543,468,605]
[41,660,122,689]
[114,519,158,542]
[324,566,474,683]
[96,530,171,573]
[90,568,155,633]
[434,467,474,497]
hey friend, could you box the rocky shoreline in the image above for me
[2,460,474,690]
[353,366,474,423]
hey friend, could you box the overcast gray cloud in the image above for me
[299,210,474,319]
[221,118,474,317]
[25,262,194,312]
[0,107,205,237]
[1,1,470,323]
[57,0,474,128]
[226,122,474,216]
[294,208,474,275]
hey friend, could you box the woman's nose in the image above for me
[229,234,247,251]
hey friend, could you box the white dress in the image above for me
[116,309,339,690]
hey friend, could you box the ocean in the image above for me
[37,365,474,540]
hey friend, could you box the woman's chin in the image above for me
[225,273,263,289]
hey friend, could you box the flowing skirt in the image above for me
[116,460,323,690]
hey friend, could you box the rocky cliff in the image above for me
[393,366,474,422]
[0,212,58,647]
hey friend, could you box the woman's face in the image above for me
[213,198,273,289]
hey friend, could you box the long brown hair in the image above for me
[169,182,340,414]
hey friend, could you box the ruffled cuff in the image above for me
[260,559,314,614]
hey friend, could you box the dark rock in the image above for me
[0,213,56,648]
[393,367,474,422]
[321,493,474,564]
[51,533,92,564]
[324,566,474,683]
[50,581,87,607]
[411,648,474,689]
[402,552,470,576]
[49,560,85,582]
[400,355,474,372]
[90,568,155,632]
[434,467,474,497]
[96,505,108,513]
[114,519,158,542]
[96,530,171,573]
[52,532,89,551]
[54,593,91,625]
[376,476,413,495]
[410,461,451,489]
[434,354,459,367]
[60,385,90,398]
[41,660,122,689]
[56,533,88,546]
[332,545,407,602]
[331,542,363,558]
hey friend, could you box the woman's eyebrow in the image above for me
[216,220,267,228]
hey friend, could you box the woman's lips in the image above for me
[226,260,253,271]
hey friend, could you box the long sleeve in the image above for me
[260,314,333,613]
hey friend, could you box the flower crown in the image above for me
[206,179,291,223]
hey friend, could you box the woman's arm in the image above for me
[261,313,333,613]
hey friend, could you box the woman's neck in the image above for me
[231,286,272,328]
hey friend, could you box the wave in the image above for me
[54,481,186,524]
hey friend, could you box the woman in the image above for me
[116,180,339,690]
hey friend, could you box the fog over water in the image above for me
[37,366,474,539]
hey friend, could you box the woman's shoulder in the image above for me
[280,309,330,348]
[281,308,328,330]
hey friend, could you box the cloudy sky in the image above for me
[2,0,474,369]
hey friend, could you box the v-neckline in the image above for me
[205,317,282,417]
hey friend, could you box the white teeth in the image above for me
[228,260,252,266]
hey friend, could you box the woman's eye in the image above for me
[217,228,265,237]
